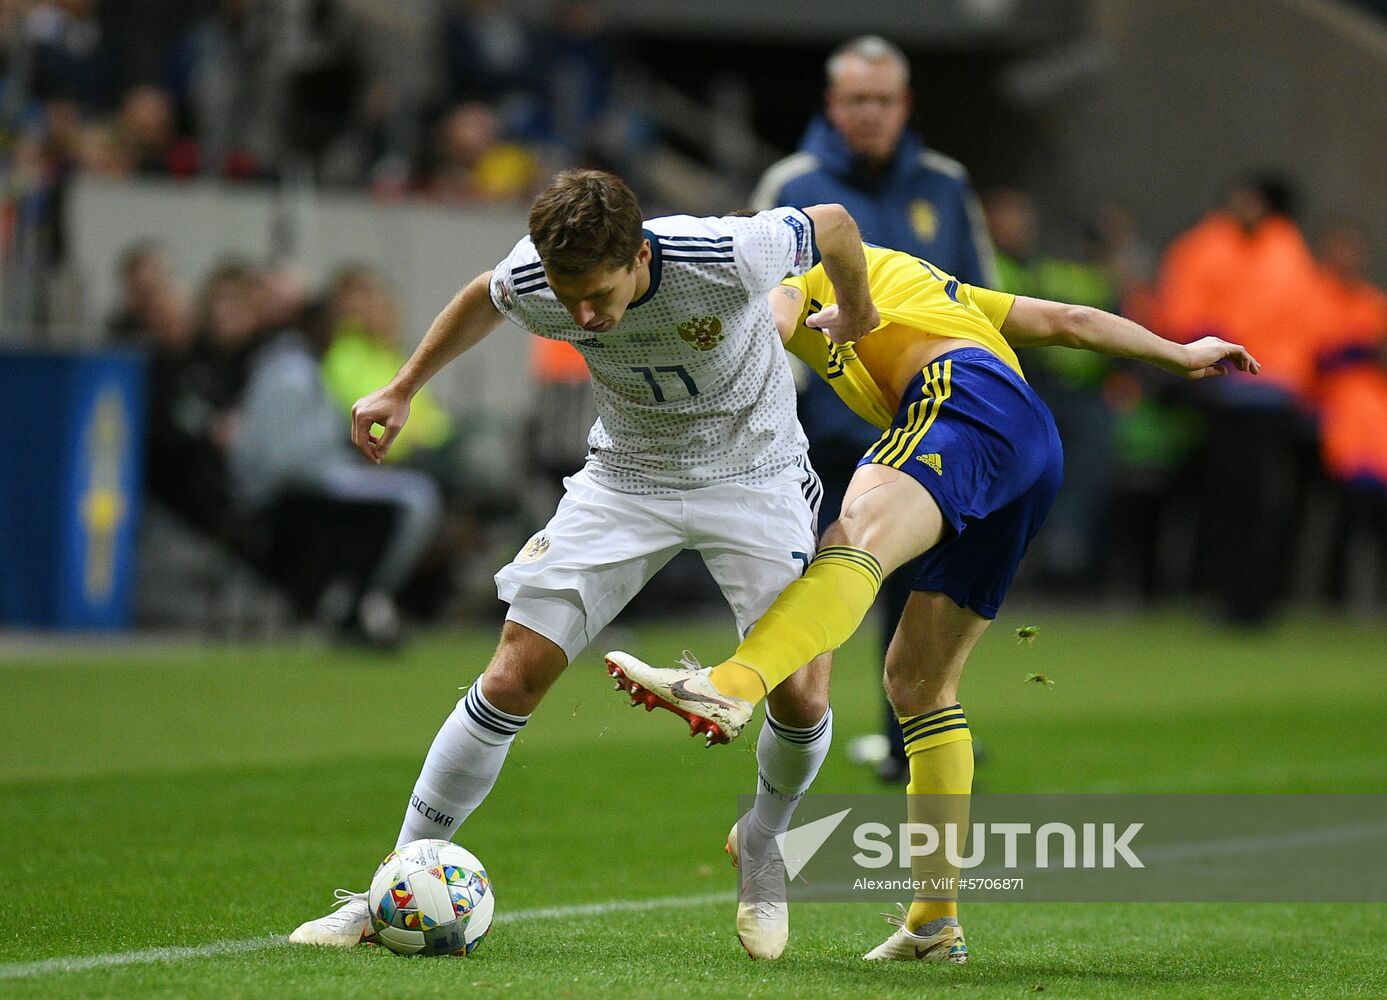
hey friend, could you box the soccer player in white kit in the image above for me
[288,170,878,958]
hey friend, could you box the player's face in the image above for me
[547,242,652,333]
[826,56,911,164]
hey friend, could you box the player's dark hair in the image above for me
[528,169,645,276]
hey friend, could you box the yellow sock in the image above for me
[899,704,973,932]
[708,545,883,703]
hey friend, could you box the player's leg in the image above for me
[698,473,836,959]
[397,471,686,849]
[287,621,566,948]
[861,591,988,963]
[399,474,685,832]
[719,653,833,959]
[291,472,684,946]
[759,652,833,833]
[605,373,957,735]
[608,464,947,721]
[611,353,1058,739]
[394,621,566,848]
[866,392,1065,962]
[708,464,947,700]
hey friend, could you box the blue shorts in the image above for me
[858,348,1063,619]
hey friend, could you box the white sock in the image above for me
[396,679,529,847]
[750,706,833,838]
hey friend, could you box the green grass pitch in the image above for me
[2,611,1385,998]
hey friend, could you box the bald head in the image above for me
[825,35,913,164]
[826,35,910,87]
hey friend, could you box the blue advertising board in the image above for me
[0,349,146,629]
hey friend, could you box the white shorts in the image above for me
[495,463,822,662]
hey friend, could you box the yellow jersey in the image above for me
[784,245,1022,430]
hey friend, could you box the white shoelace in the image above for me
[879,902,958,938]
[676,649,704,671]
[317,889,368,930]
[879,901,910,931]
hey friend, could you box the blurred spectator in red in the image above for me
[1160,174,1326,401]
[1314,223,1387,495]
[423,101,539,203]
[1160,174,1325,624]
[118,85,198,176]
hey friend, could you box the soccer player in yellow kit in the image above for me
[607,244,1259,962]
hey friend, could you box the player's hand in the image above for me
[351,384,411,464]
[1175,337,1261,380]
[805,302,881,345]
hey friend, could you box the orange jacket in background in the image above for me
[531,338,590,384]
[1159,213,1326,399]
[1314,272,1387,488]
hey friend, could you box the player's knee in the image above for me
[833,506,872,548]
[882,655,956,716]
[480,623,567,713]
[767,664,830,728]
[819,518,850,547]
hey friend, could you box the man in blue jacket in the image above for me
[751,34,996,782]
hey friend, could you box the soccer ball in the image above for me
[368,839,494,956]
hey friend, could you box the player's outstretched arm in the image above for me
[351,270,505,464]
[801,205,878,344]
[999,296,1261,380]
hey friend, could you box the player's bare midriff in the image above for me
[855,332,985,407]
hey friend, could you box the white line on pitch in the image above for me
[0,891,733,981]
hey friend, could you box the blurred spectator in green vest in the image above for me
[987,188,1117,384]
[985,188,1117,592]
[322,265,458,474]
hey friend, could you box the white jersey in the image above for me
[490,208,819,494]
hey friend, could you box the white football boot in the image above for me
[288,889,374,947]
[605,651,753,746]
[725,821,789,960]
[862,903,968,963]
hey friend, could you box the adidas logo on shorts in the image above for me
[917,453,944,475]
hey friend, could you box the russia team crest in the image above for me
[517,533,551,563]
[677,315,725,351]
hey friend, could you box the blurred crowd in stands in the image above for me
[6,5,1385,635]
[112,245,505,645]
[983,177,1387,625]
[108,170,1387,642]
[1,0,622,298]
[2,0,612,187]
